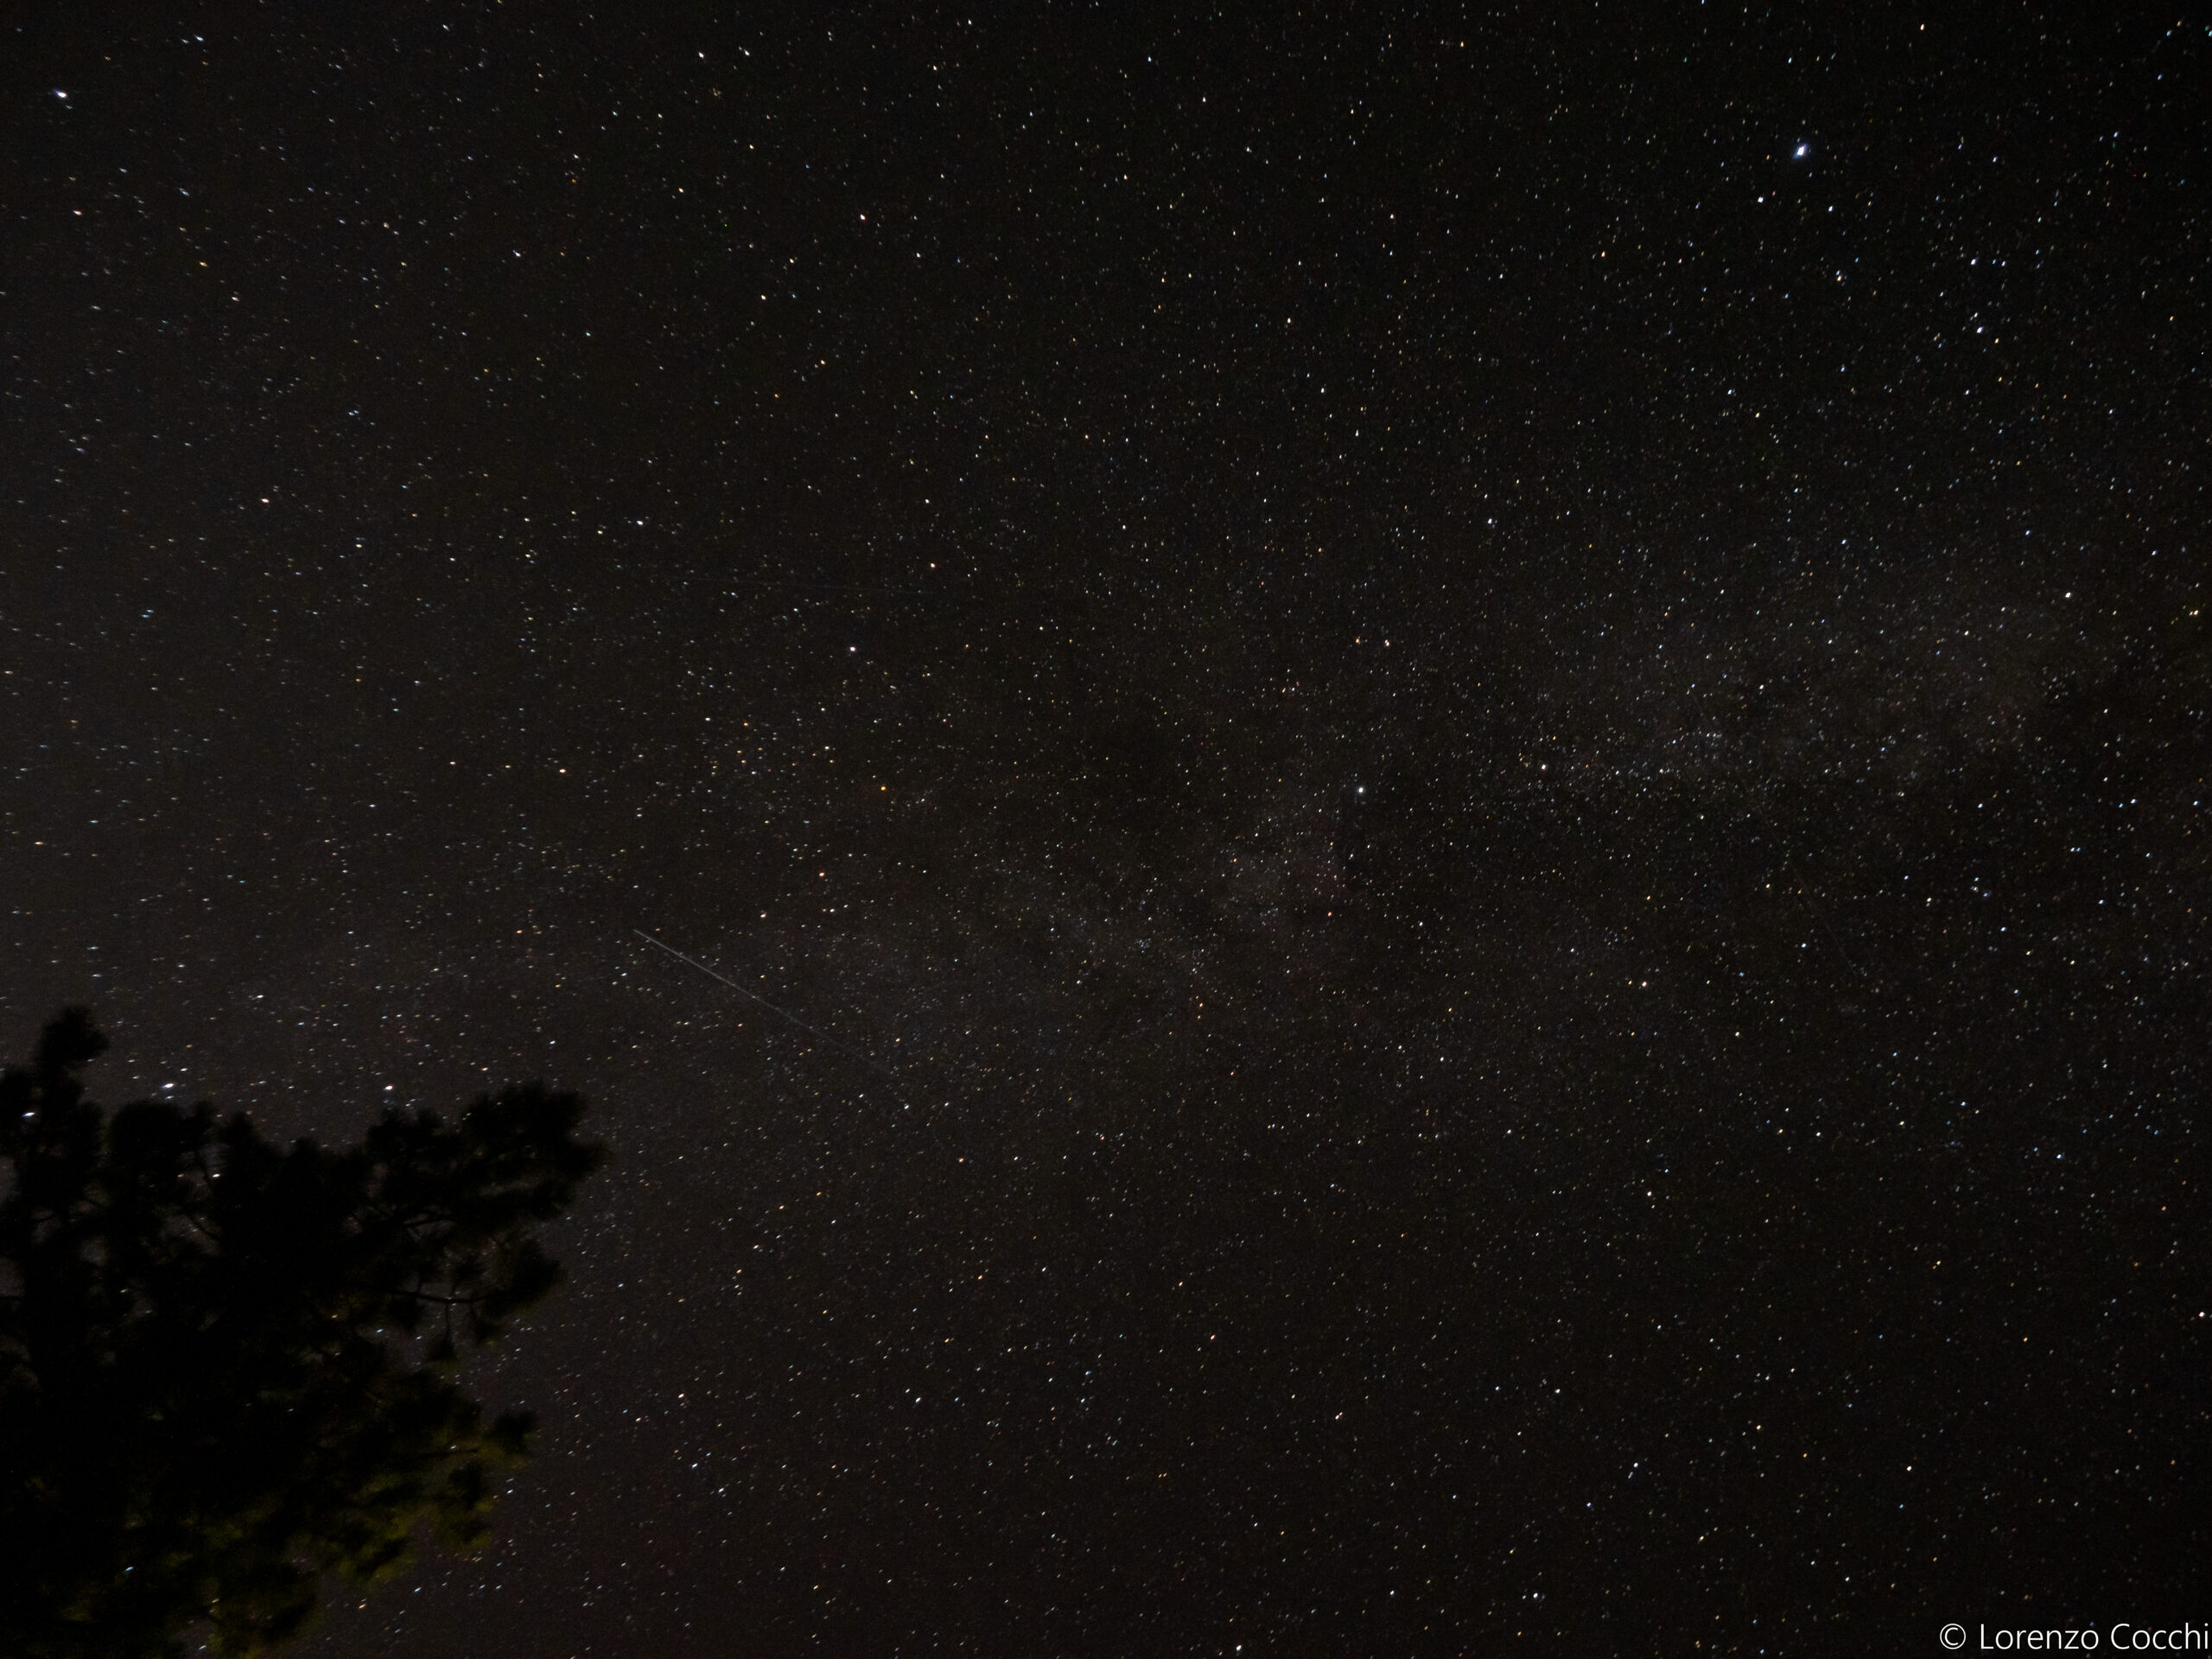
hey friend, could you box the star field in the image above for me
[3,7,2204,1655]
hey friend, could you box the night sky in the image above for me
[4,6,2205,1654]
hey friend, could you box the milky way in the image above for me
[3,10,2202,1653]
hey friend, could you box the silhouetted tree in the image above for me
[0,1009,605,1658]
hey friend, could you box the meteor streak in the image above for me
[632,929,902,1084]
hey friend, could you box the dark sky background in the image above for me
[3,4,2205,1654]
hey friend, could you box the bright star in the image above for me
[1795,143,1808,158]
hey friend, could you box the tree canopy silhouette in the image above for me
[0,1009,605,1658]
